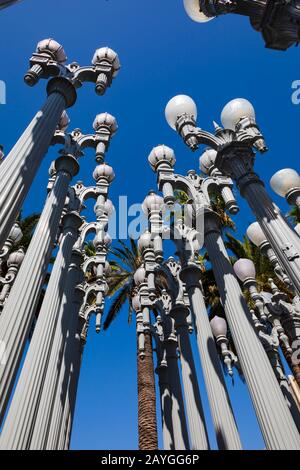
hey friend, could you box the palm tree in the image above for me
[104,238,142,328]
[85,238,158,449]
[225,232,293,300]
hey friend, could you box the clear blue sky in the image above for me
[0,0,299,450]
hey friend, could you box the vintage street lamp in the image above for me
[233,259,300,429]
[0,223,22,274]
[0,248,25,311]
[145,249,210,451]
[0,39,120,250]
[210,316,236,377]
[148,136,300,448]
[165,94,300,298]
[0,114,117,450]
[183,0,300,51]
[270,168,300,210]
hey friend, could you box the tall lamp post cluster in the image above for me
[0,39,120,449]
[129,93,300,450]
[183,0,300,51]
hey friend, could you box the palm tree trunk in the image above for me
[137,331,158,450]
[281,344,300,388]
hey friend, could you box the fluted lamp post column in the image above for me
[180,260,242,450]
[140,211,209,451]
[151,313,175,450]
[42,249,84,451]
[202,208,300,449]
[0,151,79,424]
[0,113,117,424]
[57,286,86,450]
[0,211,83,450]
[164,316,190,450]
[0,39,120,249]
[170,304,210,450]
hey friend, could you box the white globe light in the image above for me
[93,163,115,183]
[210,316,227,338]
[246,222,267,247]
[131,295,141,312]
[138,231,154,252]
[183,0,215,23]
[199,148,217,174]
[142,192,164,215]
[92,47,121,77]
[134,266,146,285]
[93,113,118,134]
[7,248,25,268]
[233,258,256,282]
[270,169,300,198]
[36,38,67,63]
[148,145,176,171]
[221,98,255,131]
[165,95,197,130]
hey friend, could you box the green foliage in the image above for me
[15,212,40,250]
[288,206,300,225]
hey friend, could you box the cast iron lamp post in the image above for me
[246,221,294,289]
[140,238,210,450]
[183,0,300,51]
[0,0,20,9]
[142,184,242,450]
[0,38,120,250]
[0,119,117,450]
[0,112,117,426]
[210,315,237,377]
[148,139,300,449]
[165,94,300,298]
[233,258,300,430]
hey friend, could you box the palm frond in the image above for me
[103,284,131,330]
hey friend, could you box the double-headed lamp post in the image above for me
[0,38,120,250]
[182,0,300,51]
[165,94,300,298]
